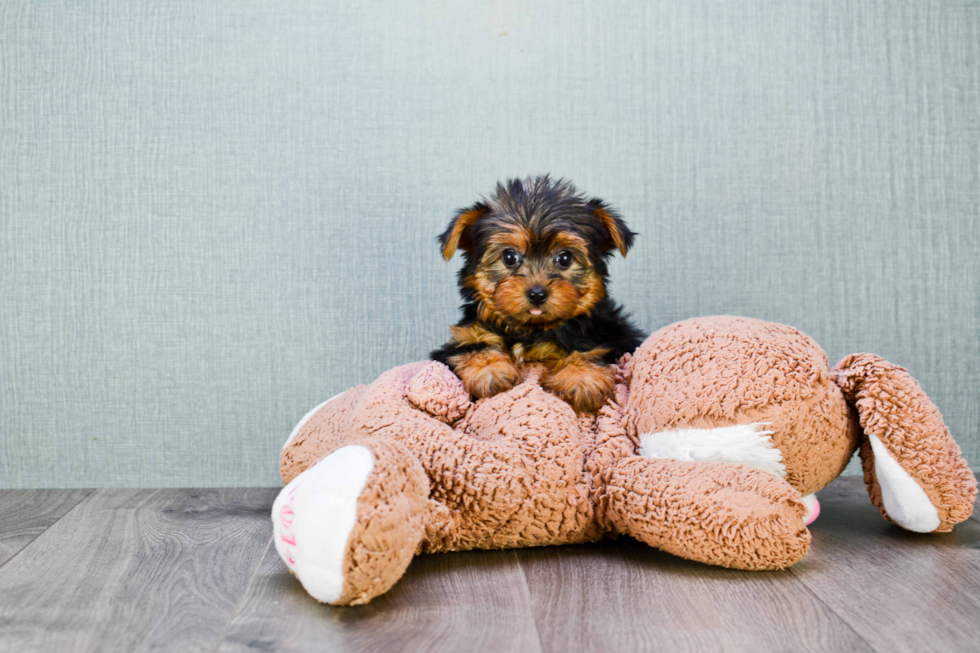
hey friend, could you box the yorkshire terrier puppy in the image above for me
[430,176,645,413]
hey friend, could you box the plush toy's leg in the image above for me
[833,354,977,533]
[272,436,429,606]
[280,383,374,485]
[601,456,810,570]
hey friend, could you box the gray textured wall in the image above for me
[1,0,977,488]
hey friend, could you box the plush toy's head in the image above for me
[437,175,635,328]
[626,316,859,496]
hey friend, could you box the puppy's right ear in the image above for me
[439,202,489,261]
[588,198,635,257]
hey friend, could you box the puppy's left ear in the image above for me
[439,202,489,261]
[589,199,635,257]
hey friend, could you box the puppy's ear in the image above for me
[588,199,635,257]
[439,202,489,261]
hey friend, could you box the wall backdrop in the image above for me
[2,0,977,487]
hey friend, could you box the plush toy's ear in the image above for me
[588,199,635,257]
[832,353,977,533]
[438,202,489,261]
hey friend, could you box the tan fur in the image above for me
[522,340,569,362]
[460,222,605,327]
[484,227,532,254]
[569,271,605,318]
[548,232,590,258]
[594,207,629,256]
[448,348,520,399]
[541,350,616,413]
[441,206,489,260]
[448,323,506,349]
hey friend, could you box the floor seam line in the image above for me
[515,551,547,653]
[211,534,273,653]
[0,488,97,574]
[786,565,879,652]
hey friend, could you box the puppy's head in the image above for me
[439,176,635,328]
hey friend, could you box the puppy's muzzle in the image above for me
[526,286,549,306]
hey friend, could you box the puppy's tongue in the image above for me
[529,308,543,315]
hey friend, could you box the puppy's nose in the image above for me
[526,286,549,306]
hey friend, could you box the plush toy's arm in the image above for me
[601,456,810,570]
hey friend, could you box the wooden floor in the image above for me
[0,477,977,652]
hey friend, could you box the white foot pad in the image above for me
[867,434,940,533]
[272,445,375,603]
[639,422,786,477]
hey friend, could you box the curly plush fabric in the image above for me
[276,316,976,605]
[833,353,977,532]
[284,362,614,555]
[603,458,810,570]
[337,437,429,605]
[626,316,859,495]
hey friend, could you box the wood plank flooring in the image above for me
[0,477,976,653]
[0,488,276,653]
[0,489,92,567]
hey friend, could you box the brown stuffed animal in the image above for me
[274,316,976,605]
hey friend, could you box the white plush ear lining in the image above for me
[867,434,941,533]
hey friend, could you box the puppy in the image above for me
[430,176,645,413]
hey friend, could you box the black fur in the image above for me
[430,296,645,365]
[430,176,646,365]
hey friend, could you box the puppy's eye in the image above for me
[502,249,522,268]
[555,250,574,269]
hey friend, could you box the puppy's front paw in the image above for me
[449,348,521,399]
[542,360,615,414]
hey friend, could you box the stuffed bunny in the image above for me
[274,316,976,605]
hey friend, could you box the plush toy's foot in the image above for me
[272,438,429,605]
[834,354,977,533]
[604,457,810,570]
[802,494,820,525]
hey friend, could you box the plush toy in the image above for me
[273,316,976,605]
